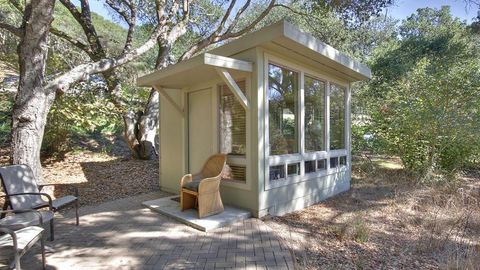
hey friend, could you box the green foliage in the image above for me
[43,89,121,155]
[0,92,13,146]
[366,7,480,176]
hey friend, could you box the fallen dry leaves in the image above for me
[264,157,480,270]
[0,144,159,207]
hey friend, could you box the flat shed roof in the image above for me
[137,20,371,88]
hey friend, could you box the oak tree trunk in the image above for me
[11,0,56,181]
[123,89,159,159]
[121,42,171,159]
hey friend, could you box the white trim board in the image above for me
[138,53,253,87]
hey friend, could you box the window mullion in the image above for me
[299,71,305,176]
[325,81,331,152]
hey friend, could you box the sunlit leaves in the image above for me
[366,7,480,176]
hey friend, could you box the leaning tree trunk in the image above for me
[11,0,56,181]
[123,89,159,159]
[122,42,171,159]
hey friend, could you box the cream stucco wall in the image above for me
[158,87,186,194]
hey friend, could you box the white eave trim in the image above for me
[137,53,253,87]
[204,53,253,72]
[282,21,371,80]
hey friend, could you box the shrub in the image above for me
[0,92,13,146]
[42,88,121,156]
[365,7,480,177]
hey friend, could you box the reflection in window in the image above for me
[269,165,285,181]
[222,164,246,182]
[330,83,346,150]
[317,159,327,170]
[305,160,316,173]
[287,163,300,176]
[268,64,298,155]
[330,157,338,168]
[305,76,325,152]
[219,81,246,156]
[340,156,347,167]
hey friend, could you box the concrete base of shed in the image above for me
[142,196,251,231]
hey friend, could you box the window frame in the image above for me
[214,77,252,190]
[266,62,301,156]
[264,53,350,190]
[218,80,248,157]
[303,74,327,153]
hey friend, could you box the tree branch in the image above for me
[105,0,137,53]
[180,0,276,61]
[46,24,167,94]
[225,0,277,38]
[50,27,91,52]
[0,22,21,37]
[59,0,106,59]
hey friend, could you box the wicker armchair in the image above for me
[180,154,226,218]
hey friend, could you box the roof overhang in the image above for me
[137,53,252,88]
[137,20,371,88]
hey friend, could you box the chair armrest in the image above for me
[39,183,79,197]
[198,176,221,195]
[0,227,18,251]
[0,209,44,225]
[180,174,193,187]
[1,193,53,211]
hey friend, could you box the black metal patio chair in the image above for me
[0,164,79,241]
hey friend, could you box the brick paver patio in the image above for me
[22,192,294,269]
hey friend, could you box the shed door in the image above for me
[188,88,214,173]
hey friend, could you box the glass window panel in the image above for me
[287,163,300,176]
[339,156,347,166]
[330,83,346,150]
[222,164,246,182]
[269,165,285,181]
[330,157,339,168]
[268,64,298,155]
[305,76,325,152]
[305,160,316,173]
[317,159,327,170]
[219,81,246,156]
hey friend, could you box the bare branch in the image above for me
[58,0,83,21]
[50,27,91,52]
[59,0,106,59]
[105,0,132,22]
[225,0,277,38]
[105,0,137,53]
[47,24,167,94]
[180,0,275,61]
[223,0,251,34]
[0,22,21,37]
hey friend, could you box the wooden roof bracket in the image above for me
[215,67,250,110]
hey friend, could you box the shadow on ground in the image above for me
[22,192,295,270]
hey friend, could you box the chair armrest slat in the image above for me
[0,209,44,225]
[0,226,18,251]
[1,193,53,210]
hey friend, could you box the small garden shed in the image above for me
[137,20,371,217]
